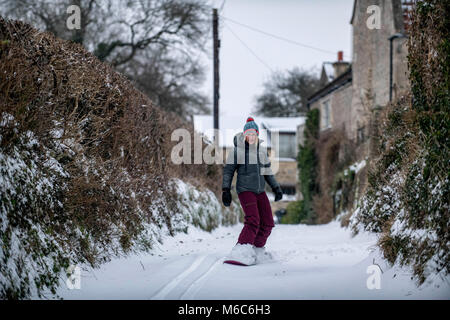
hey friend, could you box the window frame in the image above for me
[322,99,331,130]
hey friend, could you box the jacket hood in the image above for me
[233,132,264,148]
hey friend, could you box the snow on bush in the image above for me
[0,116,72,299]
[349,1,449,286]
[0,18,239,299]
[170,178,241,233]
[0,123,240,299]
[349,109,449,286]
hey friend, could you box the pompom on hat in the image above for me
[243,116,259,136]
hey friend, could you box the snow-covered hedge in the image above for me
[0,17,239,299]
[350,0,449,286]
[0,116,72,298]
[0,118,240,299]
[171,178,241,233]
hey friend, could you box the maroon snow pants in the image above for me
[237,191,275,247]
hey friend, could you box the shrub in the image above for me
[350,0,449,285]
[295,109,319,224]
[281,200,308,224]
[0,17,235,299]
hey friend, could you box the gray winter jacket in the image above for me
[222,132,280,194]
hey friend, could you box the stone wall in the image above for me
[310,81,353,139]
[350,0,410,149]
[273,160,298,187]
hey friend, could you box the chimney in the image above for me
[332,51,349,78]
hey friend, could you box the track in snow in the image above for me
[151,254,223,300]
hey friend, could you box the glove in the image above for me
[222,188,232,207]
[273,186,283,202]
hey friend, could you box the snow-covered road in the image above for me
[49,221,450,300]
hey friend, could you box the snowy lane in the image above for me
[49,221,450,300]
[151,254,223,300]
[179,256,224,300]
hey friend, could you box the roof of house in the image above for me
[259,116,305,132]
[307,66,352,107]
[322,63,335,83]
[349,0,358,25]
[193,114,305,148]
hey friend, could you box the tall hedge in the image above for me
[350,0,449,285]
[0,17,235,299]
[282,108,319,224]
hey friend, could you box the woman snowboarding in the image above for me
[222,117,283,265]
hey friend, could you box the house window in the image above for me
[357,126,365,144]
[322,100,331,129]
[281,185,296,195]
[278,133,296,159]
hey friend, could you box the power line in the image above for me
[219,14,346,58]
[218,0,226,13]
[223,21,274,73]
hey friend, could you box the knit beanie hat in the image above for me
[243,117,259,136]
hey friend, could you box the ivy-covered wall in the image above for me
[350,0,449,285]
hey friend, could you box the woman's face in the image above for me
[245,131,257,144]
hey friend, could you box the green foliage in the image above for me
[280,200,308,224]
[285,108,319,224]
[332,168,356,215]
[0,130,73,299]
[353,0,450,285]
[300,109,319,220]
[303,108,320,141]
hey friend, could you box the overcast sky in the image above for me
[201,0,354,121]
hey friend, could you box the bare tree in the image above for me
[92,0,210,67]
[0,0,100,44]
[253,67,321,117]
[0,0,212,119]
[121,45,210,120]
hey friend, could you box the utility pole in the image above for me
[213,8,220,146]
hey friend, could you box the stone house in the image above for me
[308,0,412,160]
[308,52,352,139]
[349,0,411,157]
[305,0,414,219]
